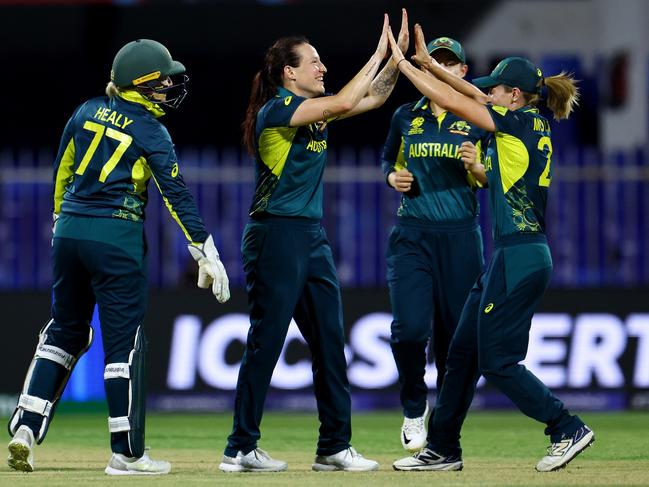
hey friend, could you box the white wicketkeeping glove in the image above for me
[187,235,230,303]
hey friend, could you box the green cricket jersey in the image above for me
[382,98,487,221]
[52,90,207,243]
[483,105,552,240]
[249,87,329,219]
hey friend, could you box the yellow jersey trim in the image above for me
[395,137,407,171]
[118,90,165,118]
[54,138,76,214]
[131,156,151,195]
[258,126,298,177]
[496,132,529,193]
[151,173,192,242]
[436,110,448,130]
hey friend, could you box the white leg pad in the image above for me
[17,394,53,417]
[9,319,94,443]
[104,363,130,380]
[108,416,131,433]
[35,344,75,370]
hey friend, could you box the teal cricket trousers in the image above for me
[225,216,352,457]
[20,214,147,456]
[428,233,583,456]
[387,217,483,418]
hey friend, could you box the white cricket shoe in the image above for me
[401,401,430,452]
[312,447,379,472]
[105,448,171,475]
[393,447,463,471]
[7,425,35,472]
[536,425,595,472]
[219,448,287,472]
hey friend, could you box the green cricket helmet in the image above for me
[111,39,188,108]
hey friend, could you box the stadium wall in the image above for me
[1,289,648,414]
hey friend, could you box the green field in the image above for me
[1,408,647,486]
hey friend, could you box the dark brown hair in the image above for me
[242,36,309,155]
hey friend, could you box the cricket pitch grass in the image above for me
[1,409,647,486]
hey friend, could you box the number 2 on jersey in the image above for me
[537,136,552,187]
[75,121,133,182]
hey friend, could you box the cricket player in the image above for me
[7,39,230,475]
[220,12,407,473]
[382,36,487,453]
[389,23,594,472]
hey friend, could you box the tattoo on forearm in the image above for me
[365,61,378,76]
[371,65,399,96]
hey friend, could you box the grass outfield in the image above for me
[1,409,647,486]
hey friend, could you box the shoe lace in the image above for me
[253,448,270,461]
[546,439,571,456]
[403,415,426,436]
[347,447,363,459]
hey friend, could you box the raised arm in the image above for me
[338,8,410,119]
[411,25,490,105]
[387,26,496,133]
[288,14,390,126]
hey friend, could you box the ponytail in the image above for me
[242,70,274,155]
[105,81,120,98]
[543,72,580,121]
[242,36,309,155]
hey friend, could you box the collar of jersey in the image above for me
[520,105,539,114]
[413,96,429,111]
[277,86,297,98]
[118,90,166,118]
[412,96,449,124]
[412,96,446,116]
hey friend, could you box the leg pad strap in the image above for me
[18,394,53,417]
[104,363,130,380]
[108,416,131,433]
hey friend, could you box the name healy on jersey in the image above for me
[93,107,134,129]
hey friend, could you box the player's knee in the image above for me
[44,323,94,358]
[478,354,514,380]
[9,320,93,443]
[391,321,430,343]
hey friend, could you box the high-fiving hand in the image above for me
[375,14,390,60]
[396,8,409,56]
[386,24,405,65]
[411,24,434,69]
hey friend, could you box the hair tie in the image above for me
[539,84,548,99]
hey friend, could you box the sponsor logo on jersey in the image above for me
[449,120,471,135]
[408,117,425,135]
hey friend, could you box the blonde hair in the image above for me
[544,72,580,121]
[517,72,580,121]
[105,81,120,98]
